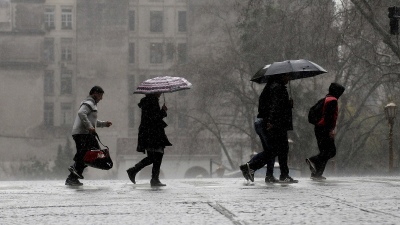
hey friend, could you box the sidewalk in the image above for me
[0,177,400,224]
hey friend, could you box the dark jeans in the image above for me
[249,119,289,177]
[134,151,164,179]
[69,134,100,179]
[249,119,275,175]
[309,126,336,176]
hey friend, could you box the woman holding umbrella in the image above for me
[127,76,192,186]
[127,92,172,187]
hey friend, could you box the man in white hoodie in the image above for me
[65,86,112,186]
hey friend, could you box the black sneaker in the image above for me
[311,175,326,181]
[239,163,254,182]
[65,177,83,186]
[150,178,166,187]
[305,158,316,174]
[68,166,84,179]
[126,167,137,184]
[265,175,278,183]
[279,176,298,183]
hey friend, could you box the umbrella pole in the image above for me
[163,93,166,105]
[289,81,294,108]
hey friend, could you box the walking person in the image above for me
[127,93,172,187]
[65,86,112,186]
[306,83,345,180]
[240,74,298,183]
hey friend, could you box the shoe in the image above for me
[126,167,138,184]
[265,174,278,183]
[65,177,83,186]
[239,164,249,181]
[239,163,254,182]
[150,178,166,187]
[305,158,316,174]
[68,166,84,179]
[279,176,298,183]
[311,175,326,180]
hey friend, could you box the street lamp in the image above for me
[384,102,397,173]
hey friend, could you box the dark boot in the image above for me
[150,152,165,187]
[65,177,83,186]
[126,167,139,184]
[150,178,166,187]
[126,158,152,184]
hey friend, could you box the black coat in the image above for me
[136,95,172,153]
[257,81,293,131]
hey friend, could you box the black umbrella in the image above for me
[251,59,328,84]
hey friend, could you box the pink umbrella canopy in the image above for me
[133,76,192,94]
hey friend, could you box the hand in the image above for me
[89,127,96,134]
[105,121,112,127]
[329,130,335,139]
[162,104,168,111]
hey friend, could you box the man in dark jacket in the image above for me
[306,83,345,180]
[240,74,298,183]
[127,93,172,187]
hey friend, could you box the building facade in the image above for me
[0,0,221,180]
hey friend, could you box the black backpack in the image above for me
[308,98,325,125]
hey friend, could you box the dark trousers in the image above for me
[250,119,275,175]
[69,134,100,179]
[249,121,289,177]
[309,126,336,176]
[134,151,164,179]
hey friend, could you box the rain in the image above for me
[1,0,400,224]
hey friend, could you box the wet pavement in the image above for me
[0,176,400,224]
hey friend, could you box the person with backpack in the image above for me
[306,83,345,180]
[65,86,112,186]
[240,74,298,183]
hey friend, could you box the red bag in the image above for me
[83,134,113,170]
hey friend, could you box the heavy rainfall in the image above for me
[1,0,400,224]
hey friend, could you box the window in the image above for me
[128,103,135,128]
[150,43,163,64]
[44,70,54,96]
[128,75,135,94]
[129,11,135,31]
[0,1,11,31]
[61,38,73,61]
[166,43,174,61]
[43,38,54,62]
[44,102,54,126]
[61,103,73,125]
[139,75,147,84]
[44,7,55,30]
[61,8,72,29]
[129,43,135,64]
[150,11,163,32]
[178,11,187,32]
[61,70,72,95]
[177,43,187,63]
